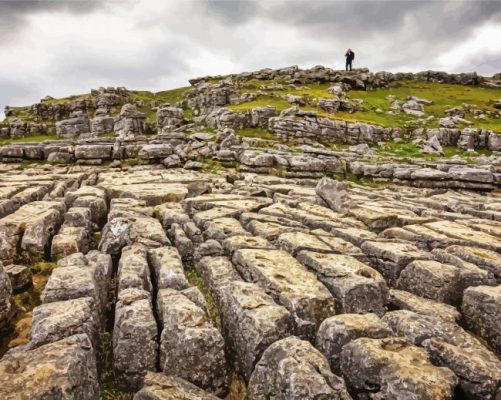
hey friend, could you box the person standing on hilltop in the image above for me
[345,49,355,71]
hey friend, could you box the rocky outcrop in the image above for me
[156,103,184,130]
[56,114,91,138]
[114,104,147,140]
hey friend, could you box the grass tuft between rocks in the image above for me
[184,268,221,331]
[97,332,134,400]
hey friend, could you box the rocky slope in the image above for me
[0,66,500,399]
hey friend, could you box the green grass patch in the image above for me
[332,171,390,189]
[97,332,134,400]
[377,141,493,161]
[184,107,195,121]
[229,79,501,131]
[202,159,225,174]
[184,268,221,331]
[202,158,240,174]
[0,135,59,146]
[40,93,92,105]
[236,127,277,141]
[228,95,291,112]
[378,141,423,158]
[129,86,190,107]
[345,80,501,130]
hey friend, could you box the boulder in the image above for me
[156,104,184,130]
[315,177,350,213]
[117,244,152,292]
[51,226,90,258]
[388,289,461,322]
[56,116,91,138]
[297,252,389,315]
[90,116,114,135]
[114,104,147,139]
[397,260,462,305]
[4,264,32,291]
[382,310,501,399]
[147,246,189,290]
[99,218,137,255]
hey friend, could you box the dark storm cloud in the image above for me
[1,0,501,119]
[0,0,105,39]
[201,0,261,25]
[262,0,501,41]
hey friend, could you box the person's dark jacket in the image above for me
[346,51,355,62]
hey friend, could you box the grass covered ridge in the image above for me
[229,79,501,131]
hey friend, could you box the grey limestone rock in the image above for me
[340,337,457,400]
[156,288,227,396]
[0,334,100,400]
[248,336,352,400]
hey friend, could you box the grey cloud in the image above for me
[0,0,106,40]
[1,0,501,120]
[201,0,262,25]
[263,0,501,42]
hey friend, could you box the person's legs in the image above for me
[346,61,349,71]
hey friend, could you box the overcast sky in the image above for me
[1,0,501,119]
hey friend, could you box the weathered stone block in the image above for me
[113,288,157,389]
[316,313,392,372]
[462,285,501,354]
[31,297,99,347]
[248,336,351,400]
[0,334,100,399]
[397,260,461,304]
[147,246,189,290]
[340,337,457,400]
[156,288,227,395]
[297,252,389,315]
[219,280,293,381]
[233,249,335,340]
[134,372,219,400]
